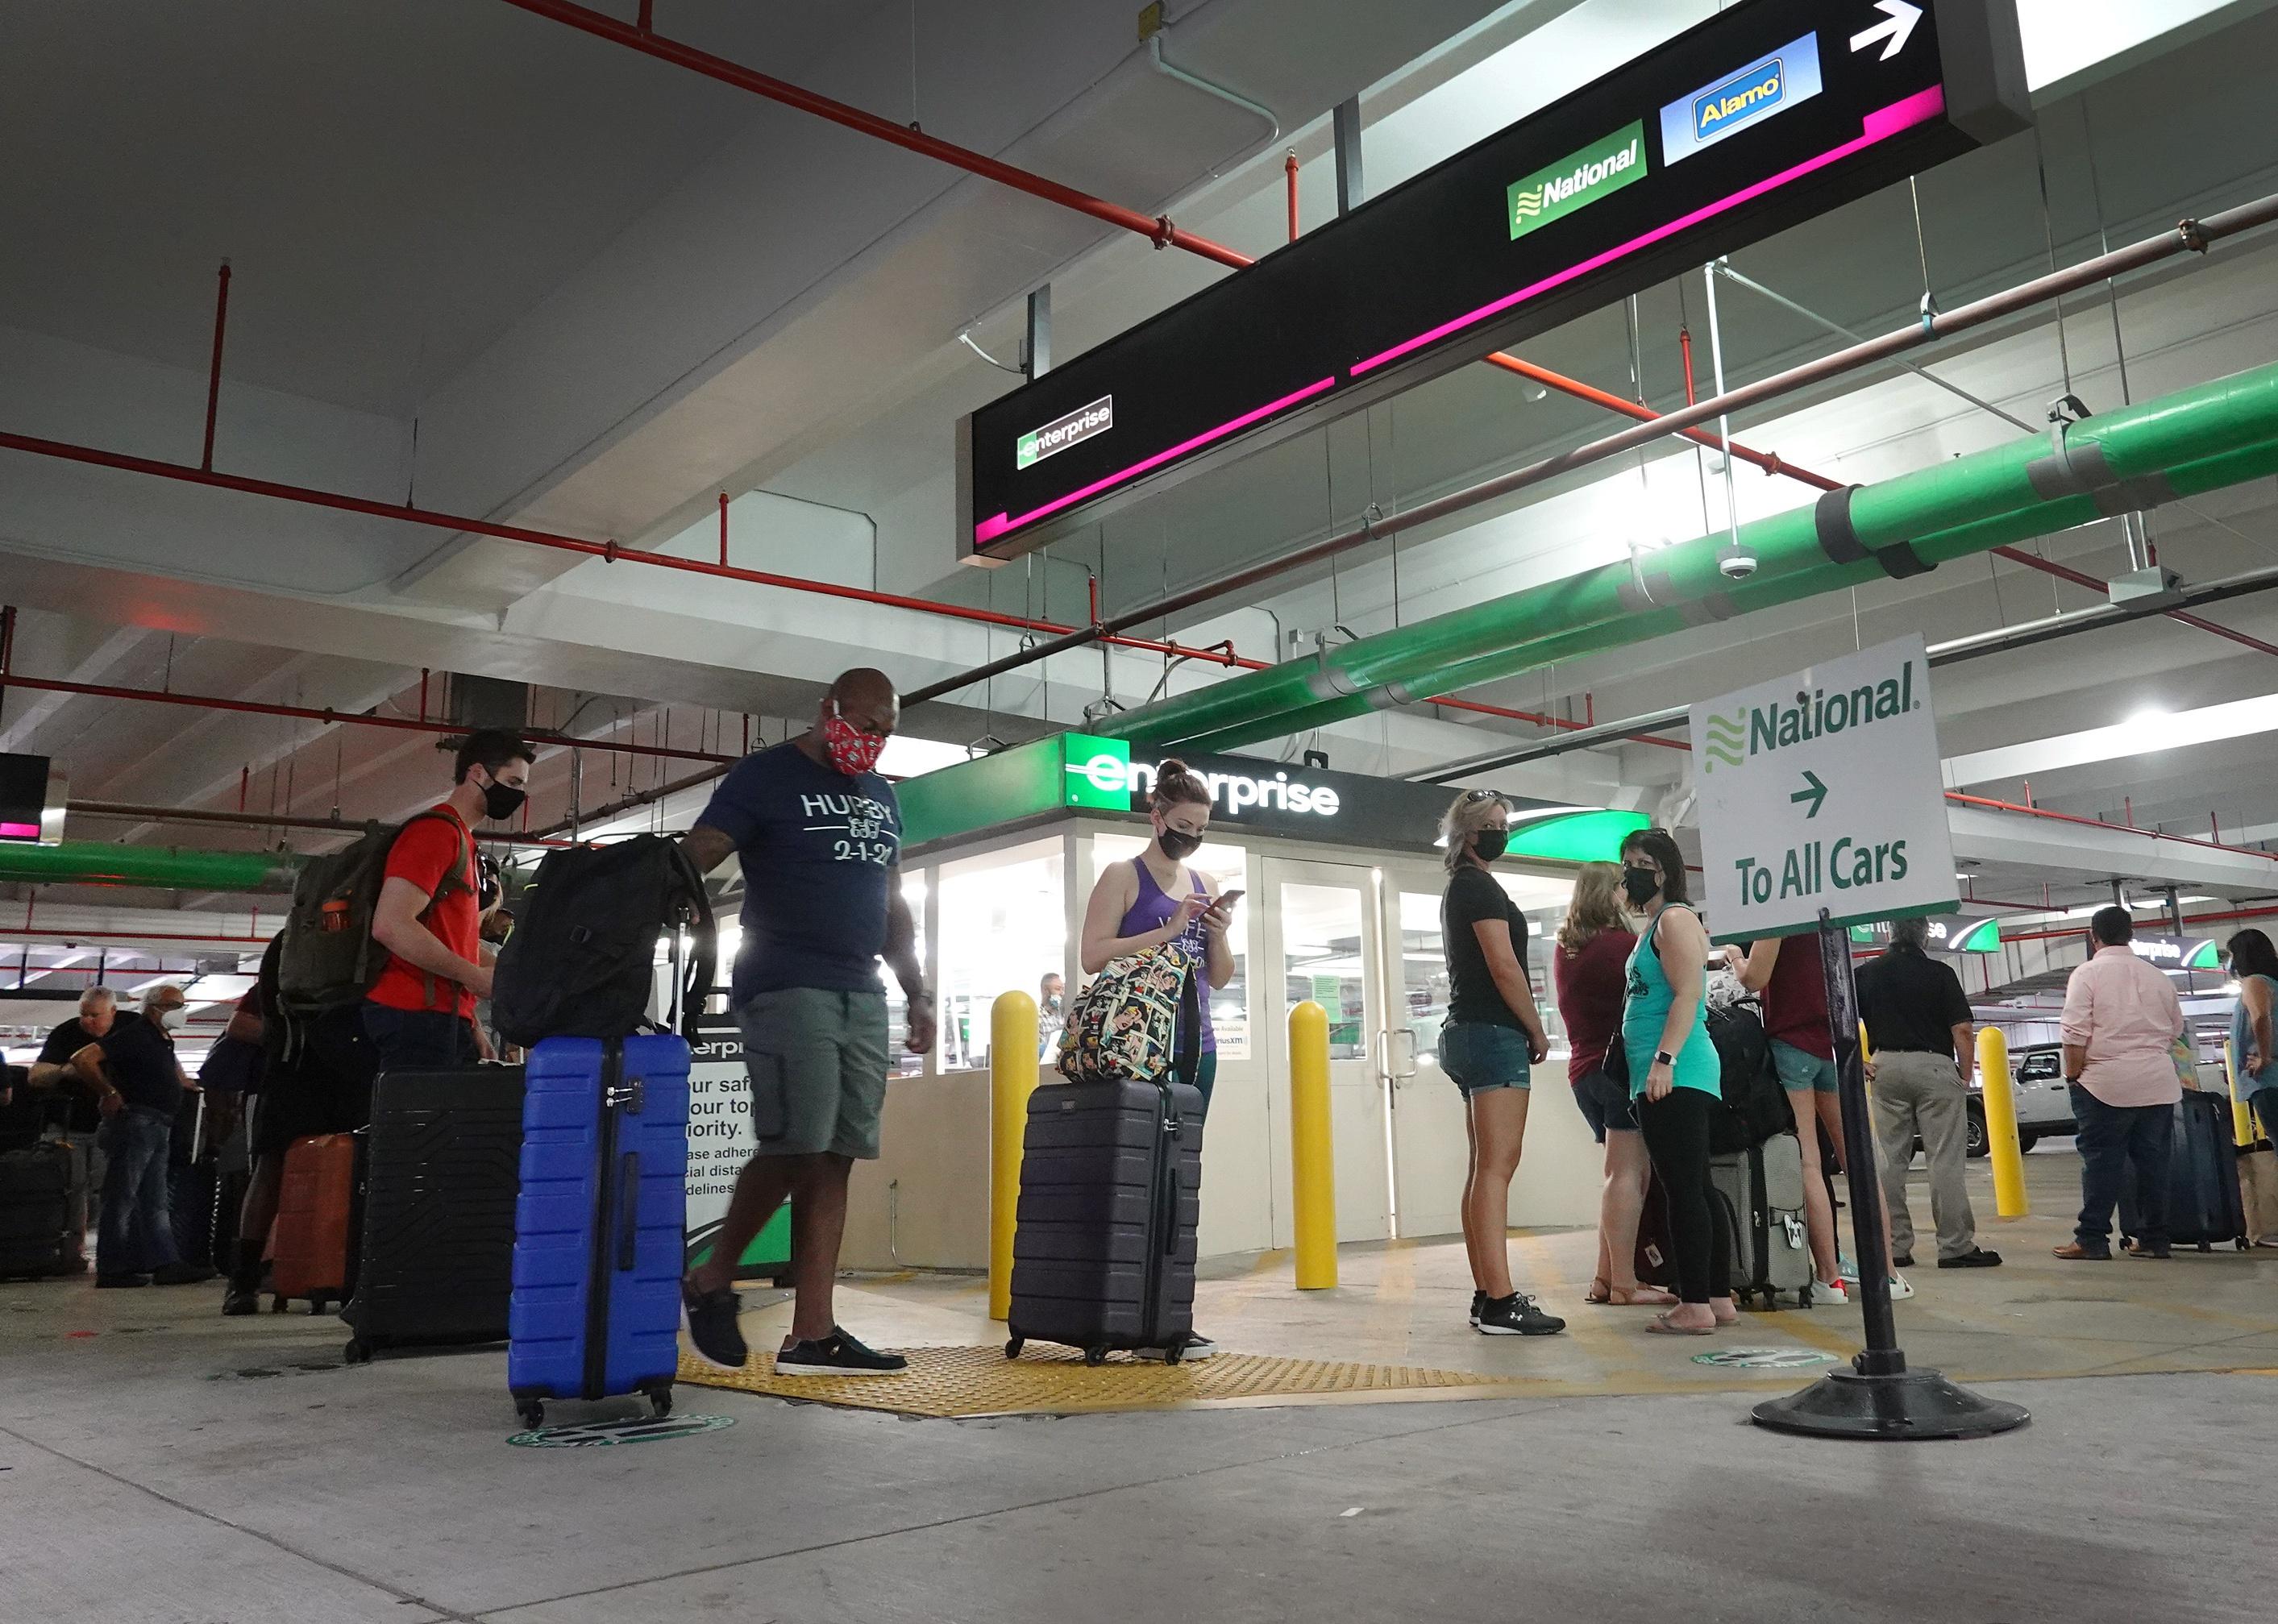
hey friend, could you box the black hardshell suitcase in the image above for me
[0,1140,88,1279]
[2125,1090,2249,1252]
[1005,1075,1203,1364]
[339,1065,526,1362]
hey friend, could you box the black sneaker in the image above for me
[680,1276,748,1371]
[221,1281,261,1316]
[1469,1290,1486,1327]
[1938,1248,2003,1269]
[94,1273,150,1289]
[1138,1332,1218,1362]
[774,1327,907,1377]
[1476,1292,1565,1336]
[1891,1253,1916,1269]
[152,1261,217,1286]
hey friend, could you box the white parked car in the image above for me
[1964,1042,2077,1157]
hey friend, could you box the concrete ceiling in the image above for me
[6,0,2278,954]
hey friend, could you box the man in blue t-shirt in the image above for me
[677,667,933,1377]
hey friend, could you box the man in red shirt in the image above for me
[364,729,533,1069]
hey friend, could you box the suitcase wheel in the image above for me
[1004,1336,1024,1360]
[518,1400,546,1431]
[1163,1343,1184,1366]
[1083,1347,1107,1368]
[649,1389,673,1419]
[271,1296,287,1314]
[342,1338,371,1366]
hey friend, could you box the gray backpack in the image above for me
[275,812,468,1015]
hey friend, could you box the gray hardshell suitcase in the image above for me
[1711,1129,1817,1307]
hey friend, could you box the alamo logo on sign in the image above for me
[1659,34,1823,166]
[1015,396,1112,471]
[1507,122,1647,241]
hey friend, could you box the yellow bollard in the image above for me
[1289,999,1337,1290]
[1976,1025,2028,1219]
[988,990,1040,1323]
[2226,1041,2257,1148]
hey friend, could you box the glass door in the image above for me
[1382,880,1471,1240]
[1262,858,1391,1245]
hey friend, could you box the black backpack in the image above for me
[488,835,715,1047]
[276,811,469,1016]
[1706,999,1790,1154]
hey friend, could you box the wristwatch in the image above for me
[1654,1049,1676,1067]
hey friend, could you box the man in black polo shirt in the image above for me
[1856,918,2001,1272]
[69,983,210,1287]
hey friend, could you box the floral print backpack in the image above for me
[1054,945,1200,1086]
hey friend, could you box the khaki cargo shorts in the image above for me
[735,987,891,1160]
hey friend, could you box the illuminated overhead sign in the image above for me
[1061,737,1342,818]
[0,753,63,845]
[959,0,2027,559]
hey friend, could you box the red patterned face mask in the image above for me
[822,703,888,777]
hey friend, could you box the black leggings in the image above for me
[1640,1086,1733,1306]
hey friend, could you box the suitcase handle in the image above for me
[616,1151,640,1272]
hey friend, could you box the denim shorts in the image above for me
[1770,1037,1839,1094]
[1570,1065,1637,1142]
[1440,1021,1530,1099]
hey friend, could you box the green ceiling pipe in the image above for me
[1114,357,2278,752]
[0,840,304,893]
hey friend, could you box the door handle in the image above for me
[1393,1028,1419,1082]
[1374,1028,1393,1088]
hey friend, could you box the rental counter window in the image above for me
[833,732,1646,1272]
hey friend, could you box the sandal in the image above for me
[1645,1312,1715,1336]
[1606,1284,1678,1306]
[1584,1278,1614,1304]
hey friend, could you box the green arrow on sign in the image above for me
[1790,770,1827,818]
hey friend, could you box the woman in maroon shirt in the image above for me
[1554,862,1675,1306]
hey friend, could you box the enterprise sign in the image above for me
[960,0,2027,559]
[1062,737,1342,817]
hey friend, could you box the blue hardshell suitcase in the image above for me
[508,1034,690,1428]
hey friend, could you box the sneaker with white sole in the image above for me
[1138,1332,1218,1361]
[773,1327,907,1377]
[1886,1272,1915,1300]
[1811,1277,1849,1305]
[1476,1293,1565,1336]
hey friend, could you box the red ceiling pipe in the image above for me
[1285,150,1299,243]
[201,261,231,473]
[2002,903,2278,945]
[1941,790,2278,862]
[0,926,272,946]
[498,0,1251,270]
[68,799,572,848]
[0,669,734,765]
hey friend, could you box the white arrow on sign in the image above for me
[1850,0,1923,61]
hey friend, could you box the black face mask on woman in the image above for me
[1158,827,1202,860]
[1622,865,1660,907]
[1471,828,1509,863]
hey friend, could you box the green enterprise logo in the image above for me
[1016,396,1112,471]
[1062,734,1133,810]
[1508,122,1647,241]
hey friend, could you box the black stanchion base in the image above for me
[1752,1364,2030,1441]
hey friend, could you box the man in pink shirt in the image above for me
[2053,907,2185,1261]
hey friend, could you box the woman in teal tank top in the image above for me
[1617,829,1734,1335]
[2226,928,2278,1139]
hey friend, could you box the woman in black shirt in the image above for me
[1438,789,1563,1338]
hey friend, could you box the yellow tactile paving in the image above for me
[676,1343,1536,1418]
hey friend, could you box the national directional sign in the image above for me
[958,0,2030,559]
[1690,633,1958,941]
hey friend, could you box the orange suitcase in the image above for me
[271,1133,359,1314]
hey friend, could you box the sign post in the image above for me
[1690,635,2027,1439]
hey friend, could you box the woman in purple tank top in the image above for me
[1078,758,1236,1362]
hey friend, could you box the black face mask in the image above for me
[1622,865,1660,907]
[479,779,527,822]
[1158,828,1202,860]
[1472,829,1508,863]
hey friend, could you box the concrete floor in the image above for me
[6,1147,2274,1622]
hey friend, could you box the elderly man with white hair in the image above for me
[67,983,209,1287]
